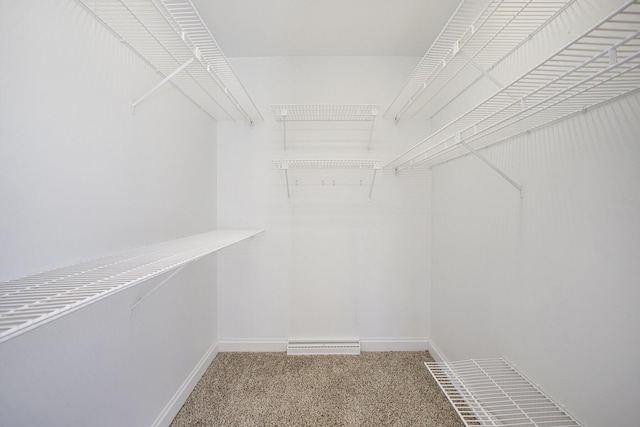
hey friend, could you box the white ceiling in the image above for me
[191,0,461,57]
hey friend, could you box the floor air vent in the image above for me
[287,340,361,355]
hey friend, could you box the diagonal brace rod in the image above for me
[132,57,195,111]
[368,169,378,200]
[368,116,376,151]
[284,168,291,199]
[129,264,187,314]
[461,141,523,197]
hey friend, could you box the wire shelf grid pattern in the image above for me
[385,0,491,119]
[387,0,574,120]
[0,230,262,343]
[387,0,640,172]
[271,159,382,170]
[76,0,262,123]
[271,104,380,122]
[425,358,581,426]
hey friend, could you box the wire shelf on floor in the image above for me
[271,104,379,121]
[425,358,581,427]
[387,0,640,173]
[0,229,263,343]
[386,0,574,120]
[76,0,262,123]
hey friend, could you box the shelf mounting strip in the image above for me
[425,358,582,426]
[270,104,379,150]
[271,159,382,200]
[0,230,263,343]
[76,0,262,123]
[387,0,640,182]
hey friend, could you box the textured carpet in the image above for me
[170,351,464,426]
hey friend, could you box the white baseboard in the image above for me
[217,338,430,353]
[152,341,219,427]
[218,339,287,352]
[360,338,429,352]
[427,338,450,363]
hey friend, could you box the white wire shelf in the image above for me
[385,0,490,120]
[386,0,574,120]
[270,104,380,150]
[271,159,382,199]
[0,229,263,343]
[76,0,262,123]
[425,358,581,427]
[271,159,382,170]
[271,104,379,121]
[387,0,640,173]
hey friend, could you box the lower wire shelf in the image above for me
[425,358,581,427]
[0,229,263,343]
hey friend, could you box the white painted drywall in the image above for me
[216,57,433,349]
[430,92,640,427]
[0,1,218,426]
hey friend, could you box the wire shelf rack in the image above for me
[271,159,382,170]
[386,0,574,120]
[271,104,379,121]
[0,230,262,343]
[76,0,262,123]
[425,358,581,427]
[387,0,640,173]
[271,159,382,199]
[270,104,380,150]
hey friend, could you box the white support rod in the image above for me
[458,50,506,91]
[461,141,523,197]
[283,116,287,150]
[368,116,376,151]
[368,169,378,200]
[129,264,187,314]
[284,169,291,199]
[132,57,194,111]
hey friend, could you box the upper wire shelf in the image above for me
[270,104,380,150]
[387,0,640,173]
[0,229,263,343]
[425,358,581,426]
[76,0,262,123]
[385,0,574,120]
[271,104,380,121]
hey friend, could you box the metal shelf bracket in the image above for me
[132,57,194,113]
[461,141,524,197]
[281,108,288,150]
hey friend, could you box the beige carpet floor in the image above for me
[170,351,464,426]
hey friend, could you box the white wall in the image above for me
[428,1,640,426]
[430,92,640,427]
[0,1,218,426]
[216,57,433,350]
